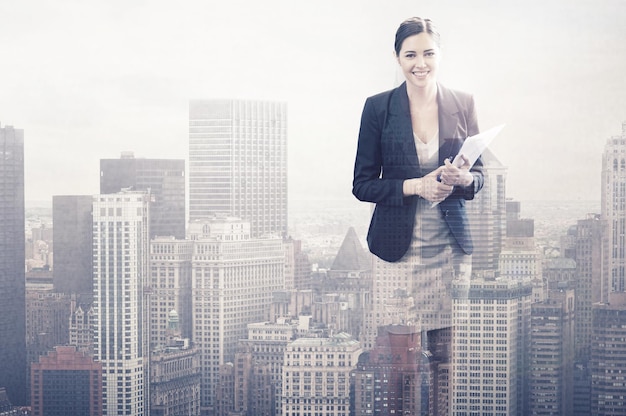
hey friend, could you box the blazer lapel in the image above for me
[437,83,464,164]
[388,82,420,169]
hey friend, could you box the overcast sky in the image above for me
[1,0,625,206]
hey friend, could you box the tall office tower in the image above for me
[602,122,626,292]
[281,333,362,416]
[466,149,507,272]
[573,214,604,362]
[189,218,285,413]
[0,123,27,405]
[30,346,102,416]
[100,152,186,239]
[189,99,288,238]
[149,237,193,348]
[451,276,532,416]
[92,191,150,416]
[52,195,93,296]
[528,286,575,416]
[590,292,626,415]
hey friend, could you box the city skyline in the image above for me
[1,0,625,205]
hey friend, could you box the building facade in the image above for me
[0,123,27,405]
[591,292,626,416]
[189,99,288,238]
[601,122,626,292]
[528,287,575,416]
[52,195,93,296]
[451,276,532,416]
[30,346,102,416]
[281,333,362,416]
[189,218,285,413]
[92,191,150,415]
[149,237,193,348]
[100,152,186,239]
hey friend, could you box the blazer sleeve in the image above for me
[352,97,408,207]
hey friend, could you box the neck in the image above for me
[406,83,437,107]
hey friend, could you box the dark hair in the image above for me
[394,17,441,56]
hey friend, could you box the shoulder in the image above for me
[438,83,474,109]
[364,83,407,107]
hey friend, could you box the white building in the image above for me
[602,122,626,292]
[188,99,288,238]
[92,191,150,416]
[190,217,285,412]
[451,276,532,416]
[281,333,362,416]
[149,237,193,349]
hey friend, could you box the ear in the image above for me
[393,51,400,65]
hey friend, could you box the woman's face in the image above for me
[397,32,440,91]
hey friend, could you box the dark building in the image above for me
[100,152,185,239]
[591,292,626,416]
[30,346,102,416]
[528,287,575,416]
[0,123,27,405]
[52,195,93,296]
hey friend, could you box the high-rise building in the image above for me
[281,333,362,416]
[149,237,193,348]
[451,276,532,416]
[100,152,186,239]
[30,346,102,416]
[590,292,626,416]
[601,121,626,292]
[92,191,150,416]
[572,214,604,362]
[189,218,284,413]
[189,99,288,238]
[466,149,507,272]
[0,123,27,405]
[52,195,93,296]
[528,286,575,416]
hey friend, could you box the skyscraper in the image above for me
[189,99,288,238]
[451,276,532,416]
[591,292,626,416]
[601,121,626,292]
[0,123,27,405]
[52,195,93,296]
[189,218,285,413]
[92,191,150,416]
[100,152,186,239]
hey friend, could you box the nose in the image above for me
[414,54,426,67]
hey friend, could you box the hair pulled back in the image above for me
[394,17,441,55]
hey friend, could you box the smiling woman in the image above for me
[351,16,484,403]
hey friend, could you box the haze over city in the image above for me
[1,0,625,204]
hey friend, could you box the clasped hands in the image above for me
[402,155,474,203]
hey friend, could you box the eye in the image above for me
[404,53,416,59]
[425,51,436,57]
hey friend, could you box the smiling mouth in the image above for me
[413,70,429,76]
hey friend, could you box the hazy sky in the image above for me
[1,0,625,205]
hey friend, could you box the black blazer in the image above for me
[352,82,484,262]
